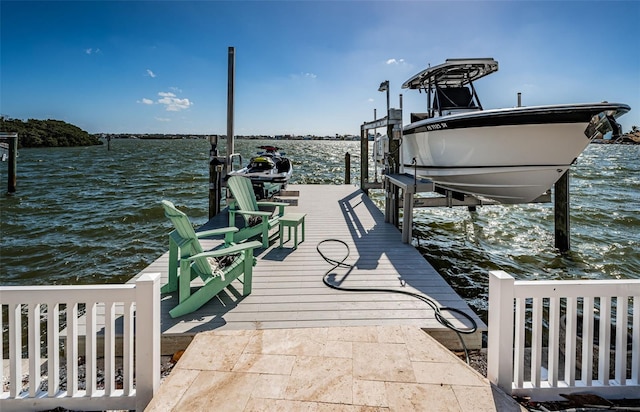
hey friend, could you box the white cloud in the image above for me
[146,69,156,78]
[157,91,193,112]
[386,58,405,65]
[138,98,154,105]
[304,72,317,79]
[85,48,101,55]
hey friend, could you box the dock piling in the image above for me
[209,135,225,218]
[1,132,18,194]
[344,152,351,184]
[554,170,570,252]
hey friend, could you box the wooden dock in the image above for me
[133,184,486,354]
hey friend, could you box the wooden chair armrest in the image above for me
[256,201,288,216]
[186,241,262,261]
[196,226,239,238]
[256,201,288,207]
[234,210,272,218]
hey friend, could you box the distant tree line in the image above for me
[0,117,102,148]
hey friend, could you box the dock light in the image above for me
[379,80,390,118]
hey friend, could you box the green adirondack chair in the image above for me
[226,176,288,248]
[161,200,261,318]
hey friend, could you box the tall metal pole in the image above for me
[373,108,377,182]
[226,47,235,174]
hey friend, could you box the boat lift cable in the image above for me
[316,239,478,364]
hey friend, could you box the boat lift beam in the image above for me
[383,173,554,244]
[360,108,402,193]
[384,174,434,243]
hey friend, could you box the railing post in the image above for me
[9,303,21,398]
[135,273,160,411]
[487,270,515,393]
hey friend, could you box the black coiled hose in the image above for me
[316,238,478,364]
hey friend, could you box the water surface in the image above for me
[1,139,637,322]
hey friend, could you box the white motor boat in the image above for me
[400,58,630,204]
[228,145,293,199]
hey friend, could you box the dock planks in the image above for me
[136,184,485,353]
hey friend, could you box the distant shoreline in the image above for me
[96,133,362,141]
[95,133,640,144]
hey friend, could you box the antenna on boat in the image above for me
[517,92,522,107]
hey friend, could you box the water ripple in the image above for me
[1,141,637,325]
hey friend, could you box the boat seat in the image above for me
[276,158,291,173]
[434,87,479,112]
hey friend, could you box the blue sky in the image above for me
[1,1,639,136]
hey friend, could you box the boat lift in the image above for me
[359,90,570,250]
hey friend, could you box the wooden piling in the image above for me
[209,135,223,218]
[344,152,351,184]
[2,133,18,194]
[554,170,570,252]
[360,126,368,194]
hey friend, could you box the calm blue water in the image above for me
[1,139,638,320]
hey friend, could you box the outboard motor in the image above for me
[606,114,623,138]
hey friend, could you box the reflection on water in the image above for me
[1,140,638,322]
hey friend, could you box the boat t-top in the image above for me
[399,58,630,203]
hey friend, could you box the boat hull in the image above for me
[401,103,630,203]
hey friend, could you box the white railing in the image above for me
[1,272,160,412]
[487,270,640,401]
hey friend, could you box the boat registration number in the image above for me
[426,122,448,131]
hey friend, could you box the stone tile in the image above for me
[321,339,353,358]
[174,370,257,411]
[150,326,502,412]
[312,403,391,411]
[232,353,296,374]
[243,397,279,412]
[251,373,290,399]
[452,385,501,412]
[352,379,388,407]
[327,326,379,343]
[245,328,328,356]
[144,368,199,412]
[401,326,458,362]
[175,333,250,371]
[244,397,316,412]
[385,382,459,412]
[353,342,415,382]
[413,361,487,386]
[375,325,406,343]
[284,356,353,404]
